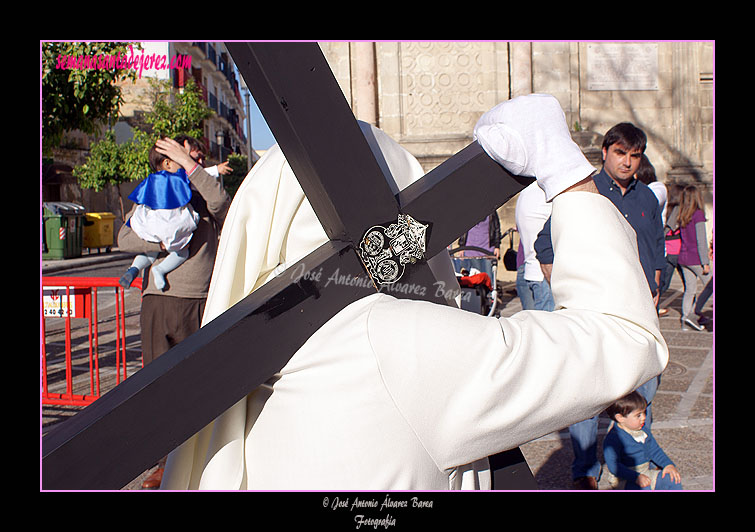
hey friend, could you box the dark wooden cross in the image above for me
[42,42,536,490]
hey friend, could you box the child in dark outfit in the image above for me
[603,391,683,490]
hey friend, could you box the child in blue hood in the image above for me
[119,144,200,290]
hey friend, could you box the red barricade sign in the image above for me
[43,286,89,318]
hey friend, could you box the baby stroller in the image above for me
[448,228,517,317]
[448,245,499,316]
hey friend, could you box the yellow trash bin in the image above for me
[83,212,116,250]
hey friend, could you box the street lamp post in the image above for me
[215,129,225,188]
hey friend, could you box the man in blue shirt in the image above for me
[533,122,665,490]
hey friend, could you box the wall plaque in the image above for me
[587,43,658,91]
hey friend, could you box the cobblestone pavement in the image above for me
[42,255,713,491]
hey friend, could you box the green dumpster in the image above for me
[42,202,85,260]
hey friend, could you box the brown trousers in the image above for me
[140,294,206,366]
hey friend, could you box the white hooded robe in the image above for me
[161,97,667,490]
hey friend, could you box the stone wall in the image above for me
[321,41,715,280]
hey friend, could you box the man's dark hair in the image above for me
[602,122,647,153]
[635,154,657,185]
[174,134,204,161]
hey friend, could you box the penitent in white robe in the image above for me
[161,113,668,491]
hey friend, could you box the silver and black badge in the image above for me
[357,214,428,286]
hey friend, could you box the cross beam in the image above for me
[41,42,535,490]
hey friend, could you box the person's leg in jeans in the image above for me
[626,470,683,490]
[654,471,683,490]
[636,377,658,430]
[516,264,536,310]
[659,255,679,297]
[530,278,555,311]
[657,255,679,315]
[569,415,601,487]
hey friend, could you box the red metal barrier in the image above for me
[41,276,142,406]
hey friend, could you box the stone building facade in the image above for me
[319,41,714,279]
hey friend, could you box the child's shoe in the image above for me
[119,267,139,289]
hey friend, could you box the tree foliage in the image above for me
[223,153,249,199]
[147,78,209,140]
[42,41,140,154]
[73,78,213,191]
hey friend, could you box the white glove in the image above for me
[474,94,596,201]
